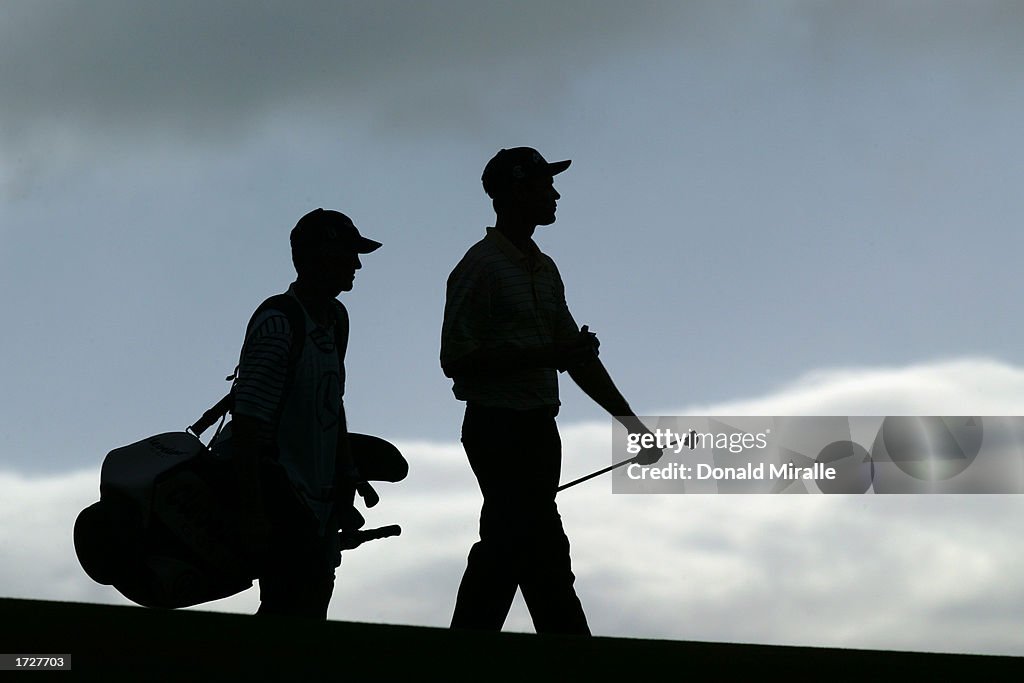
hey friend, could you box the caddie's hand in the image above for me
[337,504,366,533]
[356,480,379,508]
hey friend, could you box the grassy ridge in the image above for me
[1,597,1019,680]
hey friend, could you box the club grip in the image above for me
[361,524,402,541]
[338,524,402,550]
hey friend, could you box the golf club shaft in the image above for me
[556,457,634,492]
[556,435,686,493]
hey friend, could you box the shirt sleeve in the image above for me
[233,311,291,423]
[440,260,488,370]
[550,261,581,342]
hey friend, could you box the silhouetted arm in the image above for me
[231,310,292,554]
[334,406,378,509]
[568,359,664,464]
[567,358,632,421]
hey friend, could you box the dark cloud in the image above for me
[0,1,692,154]
[797,0,1024,58]
[3,1,1021,166]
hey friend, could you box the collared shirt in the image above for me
[233,285,344,531]
[441,227,580,409]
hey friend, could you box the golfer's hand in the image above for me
[554,326,600,370]
[633,444,664,466]
[579,325,600,355]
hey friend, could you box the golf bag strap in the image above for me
[188,392,232,437]
[189,294,348,438]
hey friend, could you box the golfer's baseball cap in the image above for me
[290,208,382,254]
[481,147,571,199]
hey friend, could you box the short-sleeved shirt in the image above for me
[441,227,580,409]
[233,285,345,531]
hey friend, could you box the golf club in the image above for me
[557,433,688,492]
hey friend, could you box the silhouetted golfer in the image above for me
[233,208,382,618]
[441,147,663,635]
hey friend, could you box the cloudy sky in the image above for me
[3,0,1024,657]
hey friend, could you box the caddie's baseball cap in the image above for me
[290,208,382,255]
[481,147,571,199]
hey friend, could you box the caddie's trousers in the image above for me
[255,462,339,619]
[451,404,591,635]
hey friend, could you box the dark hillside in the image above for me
[1,598,1019,680]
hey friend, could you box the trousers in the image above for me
[256,462,339,619]
[450,404,590,635]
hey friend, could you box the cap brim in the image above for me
[356,237,383,254]
[547,159,571,175]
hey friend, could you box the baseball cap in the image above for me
[481,147,571,198]
[290,208,382,254]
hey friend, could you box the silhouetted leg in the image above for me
[451,406,519,629]
[451,539,519,629]
[518,520,590,635]
[256,464,338,619]
[451,405,589,635]
[257,563,335,619]
[513,416,590,635]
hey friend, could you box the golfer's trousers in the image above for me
[451,404,591,635]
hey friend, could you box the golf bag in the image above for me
[74,430,252,608]
[74,428,406,609]
[74,292,406,609]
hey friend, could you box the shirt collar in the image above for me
[286,282,334,330]
[485,227,549,272]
